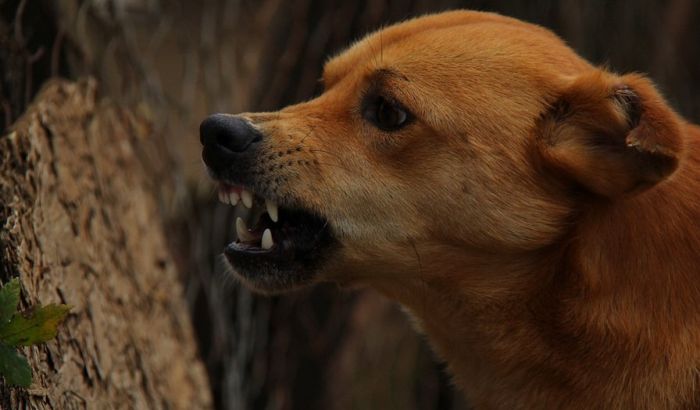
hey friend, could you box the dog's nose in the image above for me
[200,114,262,153]
[200,114,262,172]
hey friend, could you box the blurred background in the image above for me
[1,1,698,409]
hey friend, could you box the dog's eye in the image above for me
[363,96,411,131]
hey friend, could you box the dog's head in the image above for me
[200,11,684,293]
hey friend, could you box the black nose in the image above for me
[200,114,262,172]
[200,114,262,152]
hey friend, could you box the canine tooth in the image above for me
[241,189,253,208]
[219,190,229,204]
[266,200,279,222]
[261,229,274,250]
[228,191,240,206]
[236,217,256,241]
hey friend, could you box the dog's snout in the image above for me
[200,114,262,172]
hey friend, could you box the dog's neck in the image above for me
[352,132,700,407]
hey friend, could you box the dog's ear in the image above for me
[537,70,684,197]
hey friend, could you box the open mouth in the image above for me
[216,182,335,292]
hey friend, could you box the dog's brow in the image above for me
[368,68,409,87]
[323,65,408,90]
[378,68,403,79]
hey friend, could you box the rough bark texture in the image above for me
[0,79,212,409]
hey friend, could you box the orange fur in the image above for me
[232,11,700,408]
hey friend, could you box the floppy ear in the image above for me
[537,70,684,197]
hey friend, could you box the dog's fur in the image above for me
[233,11,700,409]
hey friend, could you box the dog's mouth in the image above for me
[216,182,336,292]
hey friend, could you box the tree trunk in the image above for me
[0,79,211,408]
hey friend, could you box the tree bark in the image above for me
[0,79,211,409]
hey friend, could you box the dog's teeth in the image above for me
[219,190,230,204]
[228,191,240,206]
[261,229,274,250]
[241,189,253,208]
[266,200,279,222]
[236,217,256,241]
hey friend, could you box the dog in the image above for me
[200,10,700,409]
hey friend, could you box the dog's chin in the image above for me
[223,203,338,294]
[224,247,335,295]
[225,254,323,294]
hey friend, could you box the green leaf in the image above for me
[0,342,32,387]
[0,304,71,347]
[0,278,21,324]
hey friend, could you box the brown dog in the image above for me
[200,10,700,409]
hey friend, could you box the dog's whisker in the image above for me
[307,148,348,164]
[410,240,429,320]
[299,128,313,145]
[312,161,361,175]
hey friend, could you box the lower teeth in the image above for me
[235,217,275,250]
[261,229,274,249]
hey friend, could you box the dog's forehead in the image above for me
[323,10,586,88]
[325,11,542,82]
